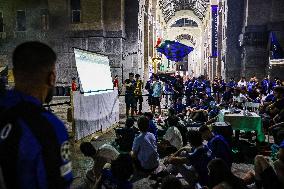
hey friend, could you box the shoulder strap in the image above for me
[0,104,23,189]
[0,102,69,188]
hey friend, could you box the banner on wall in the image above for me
[211,5,218,58]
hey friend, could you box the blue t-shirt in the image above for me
[132,132,159,170]
[0,90,73,188]
[207,134,232,167]
[148,119,158,140]
[186,145,212,185]
[100,169,132,189]
[152,81,162,97]
[174,103,186,114]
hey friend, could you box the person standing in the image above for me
[0,41,73,188]
[134,74,144,115]
[151,74,163,115]
[238,77,247,89]
[124,73,136,118]
[113,75,119,88]
[71,77,78,91]
[172,75,184,106]
[145,75,154,110]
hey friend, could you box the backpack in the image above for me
[0,101,69,188]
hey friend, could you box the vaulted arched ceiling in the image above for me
[158,0,210,23]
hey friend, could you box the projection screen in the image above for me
[74,48,113,95]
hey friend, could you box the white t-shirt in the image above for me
[238,80,247,87]
[163,126,183,150]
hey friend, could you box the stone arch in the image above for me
[167,10,203,30]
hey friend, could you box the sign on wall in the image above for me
[211,5,218,58]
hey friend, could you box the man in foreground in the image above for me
[0,41,73,188]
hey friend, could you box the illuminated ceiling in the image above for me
[159,0,210,23]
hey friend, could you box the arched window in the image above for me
[171,18,198,27]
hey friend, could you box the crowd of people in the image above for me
[93,72,284,189]
[1,41,284,189]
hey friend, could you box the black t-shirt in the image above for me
[125,79,136,95]
[274,98,284,110]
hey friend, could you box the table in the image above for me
[218,110,265,142]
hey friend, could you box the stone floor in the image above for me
[51,96,255,189]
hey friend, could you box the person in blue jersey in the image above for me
[194,77,206,94]
[144,112,158,140]
[199,125,232,168]
[145,76,154,107]
[261,76,270,95]
[173,98,186,114]
[228,77,237,88]
[151,74,163,115]
[131,116,159,173]
[94,154,133,189]
[185,78,194,106]
[0,41,73,189]
[165,130,212,187]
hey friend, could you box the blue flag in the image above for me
[270,32,284,59]
[156,40,194,62]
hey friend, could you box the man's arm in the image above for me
[166,156,189,165]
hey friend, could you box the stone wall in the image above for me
[240,0,284,80]
[224,0,244,80]
[0,0,140,87]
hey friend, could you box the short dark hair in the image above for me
[129,73,134,77]
[125,118,135,128]
[274,86,284,94]
[199,125,210,133]
[137,116,149,132]
[187,130,203,147]
[135,74,140,78]
[144,112,154,120]
[111,154,133,180]
[153,74,159,80]
[161,175,182,189]
[80,142,97,157]
[12,41,56,78]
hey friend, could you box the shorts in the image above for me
[125,94,136,108]
[148,95,153,106]
[152,97,161,106]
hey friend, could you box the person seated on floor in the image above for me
[173,98,186,114]
[265,86,284,121]
[164,130,212,187]
[131,116,159,173]
[80,142,119,186]
[208,158,248,189]
[199,125,232,168]
[158,123,183,158]
[164,110,188,146]
[161,175,183,189]
[144,112,158,140]
[243,140,284,189]
[94,154,134,189]
[115,117,138,152]
[221,86,233,106]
